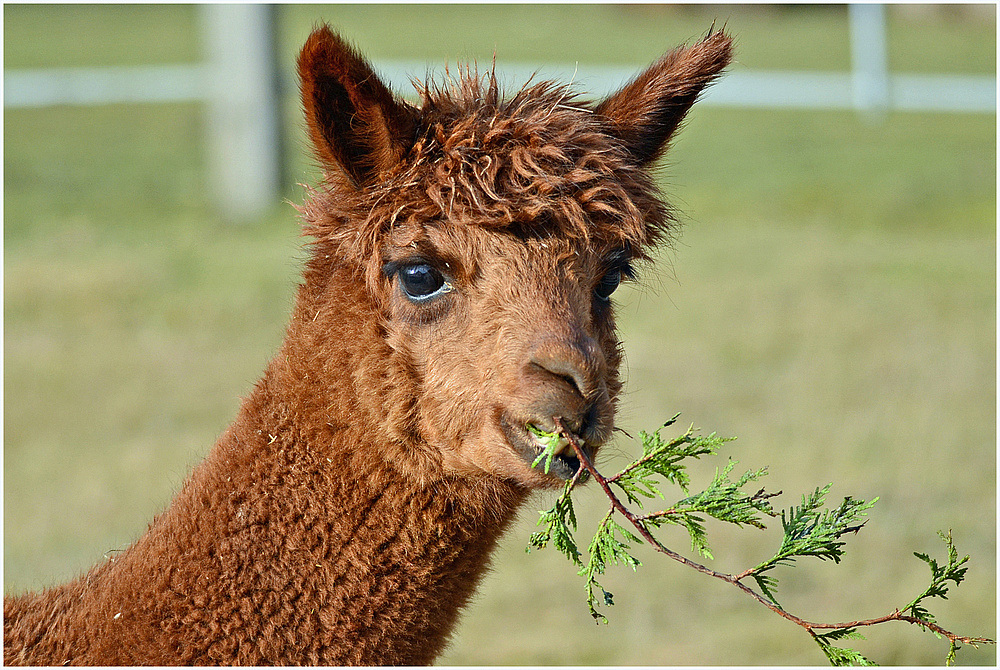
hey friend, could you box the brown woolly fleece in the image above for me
[4,26,732,665]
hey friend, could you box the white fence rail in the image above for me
[371,62,997,113]
[4,65,205,107]
[6,61,995,114]
[4,5,994,219]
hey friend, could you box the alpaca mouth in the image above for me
[527,424,583,478]
[500,415,584,480]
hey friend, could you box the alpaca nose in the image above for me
[528,332,605,402]
[526,332,611,446]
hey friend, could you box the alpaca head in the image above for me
[296,26,732,489]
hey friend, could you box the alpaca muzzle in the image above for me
[522,331,615,452]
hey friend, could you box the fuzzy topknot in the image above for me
[302,65,676,269]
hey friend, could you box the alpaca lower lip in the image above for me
[530,442,581,480]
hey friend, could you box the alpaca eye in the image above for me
[594,269,622,302]
[398,263,449,301]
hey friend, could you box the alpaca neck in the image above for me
[183,368,527,664]
[5,284,528,665]
[130,363,523,664]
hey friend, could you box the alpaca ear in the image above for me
[596,30,733,166]
[298,26,418,188]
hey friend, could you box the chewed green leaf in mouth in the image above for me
[527,423,575,474]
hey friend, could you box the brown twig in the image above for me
[553,418,994,654]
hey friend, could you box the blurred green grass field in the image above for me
[4,4,995,665]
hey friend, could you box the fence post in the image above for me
[849,3,891,118]
[200,5,281,222]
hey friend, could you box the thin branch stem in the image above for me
[557,418,724,580]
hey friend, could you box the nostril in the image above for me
[528,335,604,400]
[529,360,586,398]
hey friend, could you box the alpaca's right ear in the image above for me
[298,26,418,188]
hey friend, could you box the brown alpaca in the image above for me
[4,26,732,665]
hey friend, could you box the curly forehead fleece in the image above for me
[302,67,675,265]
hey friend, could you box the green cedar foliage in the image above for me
[525,419,992,666]
[750,485,878,607]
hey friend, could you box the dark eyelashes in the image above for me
[604,248,637,281]
[617,261,637,282]
[381,258,419,278]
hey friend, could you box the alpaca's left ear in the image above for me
[298,25,419,188]
[596,30,733,166]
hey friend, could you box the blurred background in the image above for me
[4,4,995,665]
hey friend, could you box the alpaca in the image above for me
[4,26,732,665]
